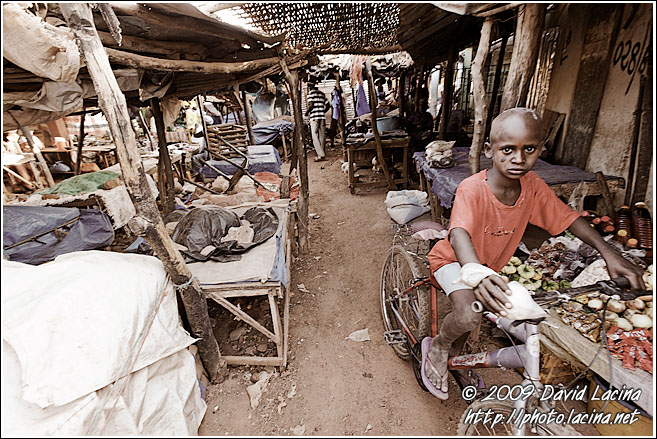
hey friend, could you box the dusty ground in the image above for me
[198,145,598,436]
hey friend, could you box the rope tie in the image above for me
[175,276,196,292]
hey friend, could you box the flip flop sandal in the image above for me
[420,337,449,400]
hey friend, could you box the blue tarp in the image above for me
[3,205,115,265]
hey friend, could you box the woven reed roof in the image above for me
[238,3,400,51]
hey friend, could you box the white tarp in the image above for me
[2,3,81,83]
[1,251,206,435]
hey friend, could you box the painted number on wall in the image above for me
[613,24,652,94]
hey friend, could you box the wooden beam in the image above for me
[242,90,256,145]
[318,45,403,55]
[137,109,156,151]
[469,17,493,175]
[109,3,275,48]
[150,97,176,215]
[280,59,309,253]
[438,48,456,139]
[500,3,545,110]
[104,47,279,74]
[60,3,227,383]
[75,111,86,175]
[365,58,396,190]
[97,31,208,59]
[630,62,652,205]
[485,32,508,139]
[19,127,54,187]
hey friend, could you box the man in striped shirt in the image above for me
[305,82,330,162]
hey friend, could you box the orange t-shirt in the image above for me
[428,169,580,273]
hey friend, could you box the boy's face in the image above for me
[485,115,543,180]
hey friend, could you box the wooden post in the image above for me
[150,97,176,215]
[398,71,406,119]
[280,59,309,253]
[75,111,86,175]
[630,60,653,205]
[500,3,545,110]
[438,48,456,139]
[485,32,508,139]
[60,3,226,383]
[242,90,256,145]
[137,109,156,151]
[469,17,494,175]
[19,127,54,187]
[365,58,396,190]
[334,70,347,161]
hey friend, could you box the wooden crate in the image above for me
[207,123,248,158]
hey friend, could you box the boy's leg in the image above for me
[426,263,482,394]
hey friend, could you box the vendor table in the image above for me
[41,145,116,170]
[346,136,410,194]
[415,147,625,225]
[188,199,295,368]
[539,310,652,416]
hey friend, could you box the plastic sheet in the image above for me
[3,205,114,265]
[171,206,279,262]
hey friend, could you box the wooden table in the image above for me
[346,136,410,194]
[539,310,653,416]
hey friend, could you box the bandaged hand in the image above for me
[456,263,513,317]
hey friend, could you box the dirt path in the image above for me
[198,146,596,436]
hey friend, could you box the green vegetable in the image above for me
[560,280,571,289]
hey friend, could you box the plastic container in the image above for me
[375,116,400,132]
[615,205,632,236]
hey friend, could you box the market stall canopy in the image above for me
[237,2,401,54]
[397,3,484,66]
[2,2,314,131]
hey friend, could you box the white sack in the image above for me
[385,190,430,224]
[2,342,206,436]
[456,263,547,320]
[2,3,80,83]
[1,251,197,408]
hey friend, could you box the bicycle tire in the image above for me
[456,399,581,436]
[380,245,431,359]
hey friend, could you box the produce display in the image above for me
[498,228,653,373]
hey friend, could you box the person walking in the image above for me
[305,82,330,162]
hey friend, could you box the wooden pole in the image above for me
[137,110,156,151]
[500,3,545,110]
[75,111,86,175]
[365,58,396,190]
[630,60,652,205]
[19,127,54,187]
[242,90,256,145]
[334,70,347,161]
[197,95,211,157]
[150,97,176,215]
[60,3,226,383]
[469,17,494,175]
[485,32,508,139]
[280,59,309,253]
[438,48,456,139]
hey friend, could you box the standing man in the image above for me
[305,82,330,162]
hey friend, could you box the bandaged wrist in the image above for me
[454,263,499,288]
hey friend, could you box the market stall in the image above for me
[495,232,653,421]
[415,147,626,225]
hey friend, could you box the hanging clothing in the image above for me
[356,83,370,117]
[331,88,341,121]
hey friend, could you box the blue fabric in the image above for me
[356,83,370,116]
[252,119,294,145]
[414,147,625,209]
[201,144,281,178]
[331,89,341,120]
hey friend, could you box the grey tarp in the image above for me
[3,205,115,265]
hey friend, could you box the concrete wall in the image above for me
[543,3,589,159]
[544,3,654,213]
[587,3,653,207]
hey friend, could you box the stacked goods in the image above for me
[554,285,653,344]
[606,327,652,372]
